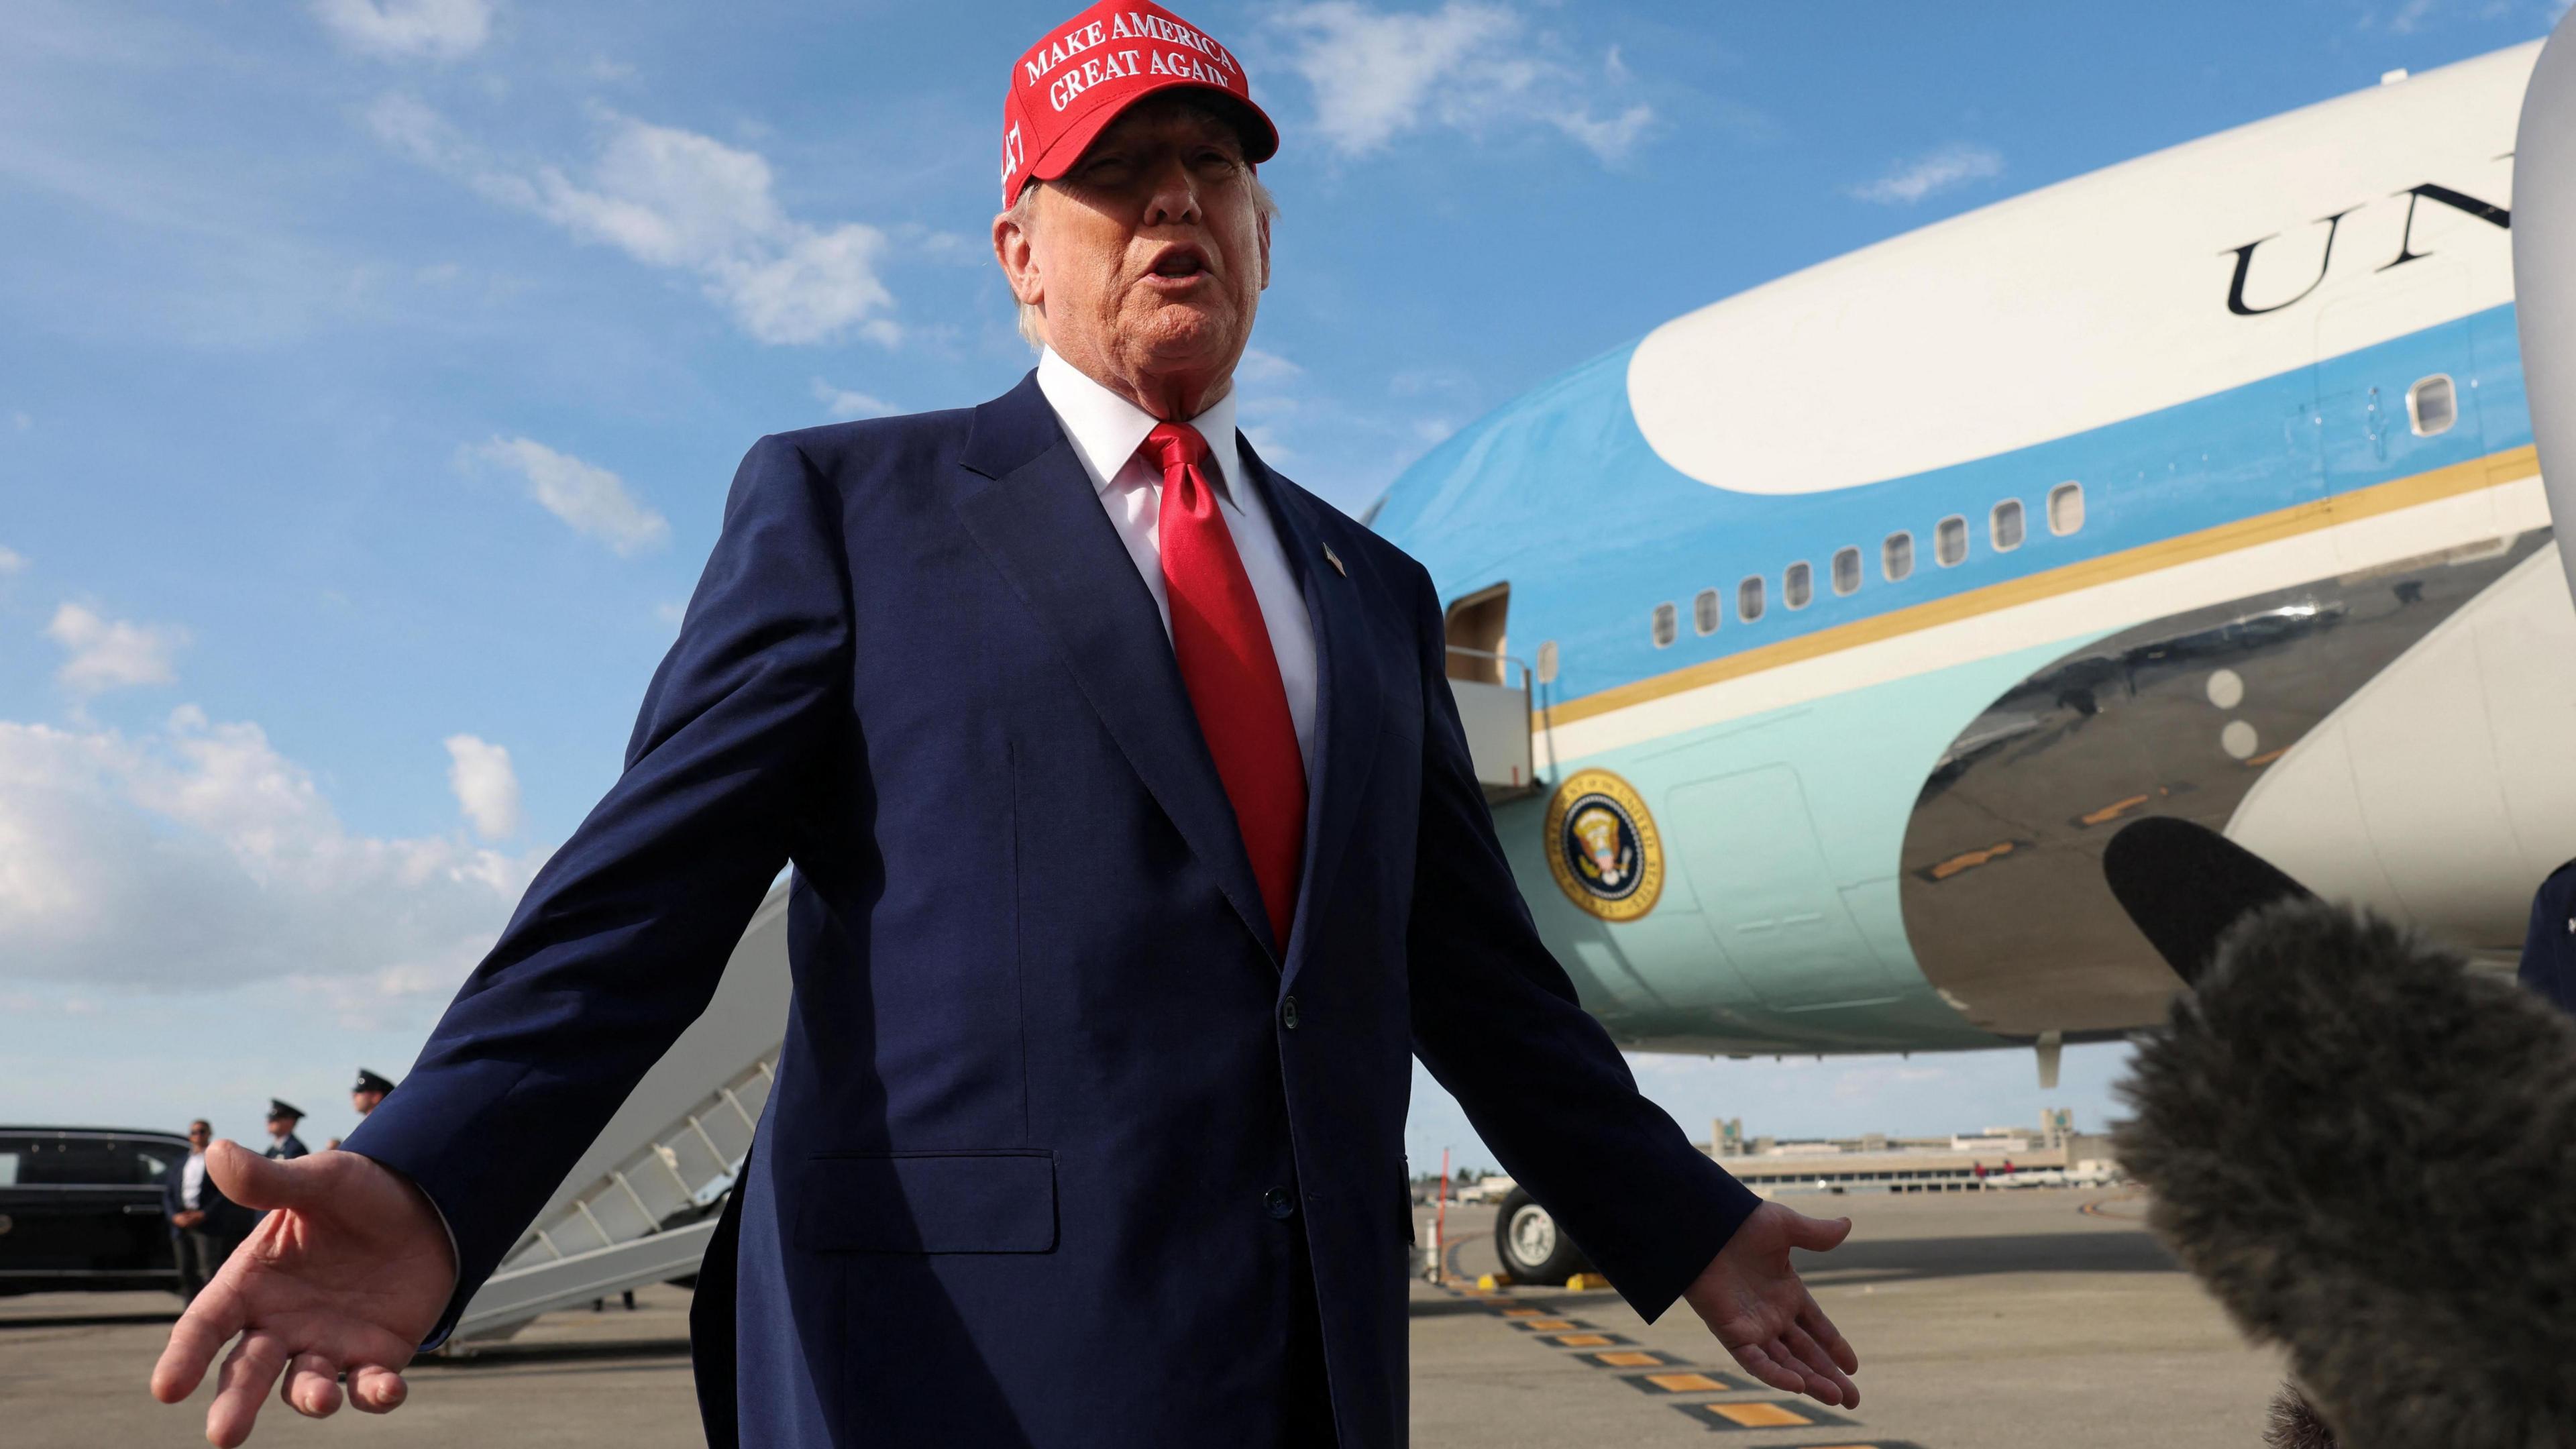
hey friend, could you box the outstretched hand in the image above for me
[150,1141,456,1447]
[1681,1201,1860,1408]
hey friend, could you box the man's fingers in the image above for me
[1783,1322,1858,1409]
[206,1140,320,1214]
[347,1364,409,1414]
[1724,1338,1807,1397]
[206,1330,291,1448]
[150,1283,246,1404]
[284,1351,344,1418]
[1798,1293,1859,1375]
[1783,1211,1854,1253]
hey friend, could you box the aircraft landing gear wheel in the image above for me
[1493,1186,1593,1284]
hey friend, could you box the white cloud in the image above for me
[0,547,25,574]
[0,707,545,1000]
[810,378,895,419]
[1846,143,2004,205]
[311,0,494,62]
[1236,348,1304,385]
[8,412,28,432]
[46,603,186,694]
[470,436,669,555]
[443,733,520,839]
[370,96,899,346]
[1269,2,1654,163]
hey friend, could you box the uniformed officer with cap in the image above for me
[262,1102,309,1162]
[349,1069,394,1120]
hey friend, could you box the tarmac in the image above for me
[1,1189,2284,1447]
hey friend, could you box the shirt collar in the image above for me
[1036,346,1245,506]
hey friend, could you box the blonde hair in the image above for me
[1008,170,1278,351]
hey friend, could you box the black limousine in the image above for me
[0,1127,190,1297]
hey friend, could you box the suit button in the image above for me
[1281,996,1301,1030]
[1264,1187,1297,1220]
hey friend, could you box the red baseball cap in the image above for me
[1000,1,1279,206]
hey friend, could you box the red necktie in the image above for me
[1144,421,1306,949]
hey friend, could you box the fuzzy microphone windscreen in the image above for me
[2102,817,2314,987]
[2114,898,2576,1448]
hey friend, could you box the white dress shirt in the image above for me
[180,1150,207,1211]
[1034,347,1319,775]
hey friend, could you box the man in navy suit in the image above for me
[150,4,1859,1444]
[164,1120,257,1303]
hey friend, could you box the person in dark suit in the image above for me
[263,1102,309,1161]
[2519,859,2576,1016]
[148,5,1860,1444]
[164,1121,256,1302]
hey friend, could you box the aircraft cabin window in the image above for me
[1831,546,1862,596]
[2408,374,2457,437]
[1784,561,1813,610]
[1884,531,1915,582]
[1536,640,1558,684]
[1935,515,1968,567]
[1652,602,1678,647]
[1737,575,1766,623]
[2048,482,2085,535]
[1992,498,2025,551]
[1693,588,1722,636]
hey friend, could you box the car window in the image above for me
[2,1138,168,1186]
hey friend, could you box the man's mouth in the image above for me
[1144,244,1212,284]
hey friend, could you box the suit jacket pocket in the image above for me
[796,1150,1057,1254]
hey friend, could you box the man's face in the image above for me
[1008,98,1269,394]
[186,1122,211,1150]
[352,1089,383,1116]
[267,1115,292,1136]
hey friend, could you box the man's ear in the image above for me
[1256,206,1271,292]
[992,196,1043,307]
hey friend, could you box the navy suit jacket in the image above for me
[344,374,1756,1448]
[2521,859,2576,1017]
[164,1155,257,1240]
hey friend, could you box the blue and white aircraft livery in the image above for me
[1369,42,2574,1065]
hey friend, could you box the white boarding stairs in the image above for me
[1445,647,1538,804]
[448,884,796,1346]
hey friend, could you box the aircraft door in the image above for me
[1666,765,1899,1012]
[2314,263,2498,563]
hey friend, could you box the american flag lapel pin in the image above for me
[1322,543,1346,577]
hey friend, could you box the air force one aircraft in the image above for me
[1369,40,2576,1073]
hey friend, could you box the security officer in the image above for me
[350,1069,394,1120]
[263,1101,310,1161]
[2519,859,2576,1016]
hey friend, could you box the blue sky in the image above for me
[2,0,2563,1165]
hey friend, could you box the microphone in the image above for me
[2110,890,2576,1446]
[2100,816,2313,986]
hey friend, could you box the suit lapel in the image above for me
[1240,441,1385,988]
[951,374,1280,963]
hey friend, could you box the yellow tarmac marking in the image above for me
[1591,1350,1662,1367]
[1538,443,2540,729]
[1519,1319,1578,1331]
[1499,1308,1547,1318]
[2078,793,2152,826]
[1550,1333,1615,1347]
[1707,1401,1815,1427]
[1929,840,2016,880]
[1646,1372,1729,1392]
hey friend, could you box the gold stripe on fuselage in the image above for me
[1540,444,2542,729]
